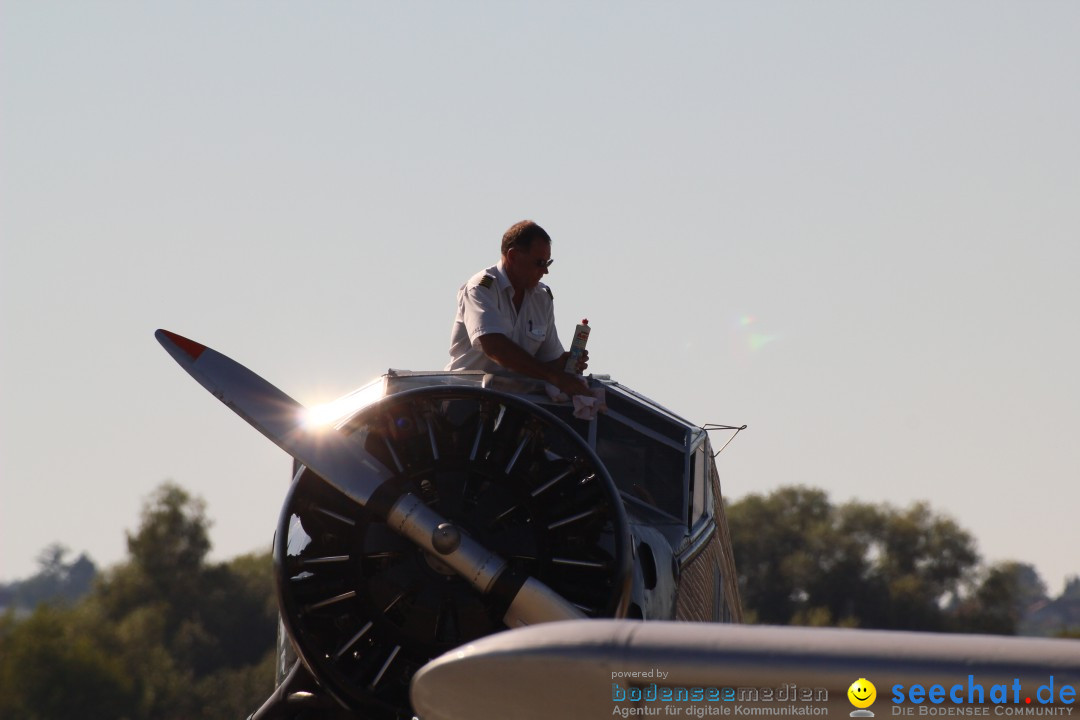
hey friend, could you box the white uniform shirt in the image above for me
[446,261,564,371]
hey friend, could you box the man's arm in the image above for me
[478,333,589,397]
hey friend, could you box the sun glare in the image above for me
[303,380,386,429]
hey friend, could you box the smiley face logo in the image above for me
[848,678,877,712]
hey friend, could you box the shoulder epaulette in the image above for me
[543,286,553,299]
[478,274,495,289]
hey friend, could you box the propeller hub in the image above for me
[432,522,462,555]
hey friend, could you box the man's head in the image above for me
[501,220,553,291]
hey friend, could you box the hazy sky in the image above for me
[2,3,1078,596]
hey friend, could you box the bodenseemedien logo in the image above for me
[849,678,878,717]
[608,677,831,716]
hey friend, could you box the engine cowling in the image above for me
[273,386,632,718]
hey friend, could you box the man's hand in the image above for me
[478,334,592,398]
[550,370,589,398]
[546,352,589,398]
[561,349,589,374]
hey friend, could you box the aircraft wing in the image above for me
[412,619,1080,720]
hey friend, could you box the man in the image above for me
[446,220,589,397]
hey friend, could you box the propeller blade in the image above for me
[155,329,391,506]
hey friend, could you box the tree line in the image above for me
[726,485,1079,636]
[1,482,1076,719]
[0,545,96,612]
[0,483,277,720]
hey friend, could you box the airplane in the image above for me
[155,330,1080,720]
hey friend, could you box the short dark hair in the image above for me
[501,220,551,256]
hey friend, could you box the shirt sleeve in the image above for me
[462,282,512,347]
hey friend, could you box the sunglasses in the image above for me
[510,246,554,268]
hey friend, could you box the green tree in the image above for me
[725,487,847,625]
[4,481,280,716]
[954,561,1048,635]
[125,482,211,599]
[728,486,981,631]
[857,501,979,630]
[0,605,135,720]
[101,482,276,718]
[0,481,278,719]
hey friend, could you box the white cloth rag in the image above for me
[544,382,607,420]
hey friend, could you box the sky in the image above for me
[2,2,1078,596]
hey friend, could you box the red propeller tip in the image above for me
[155,329,207,361]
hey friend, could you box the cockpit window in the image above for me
[595,413,684,520]
[604,389,688,445]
